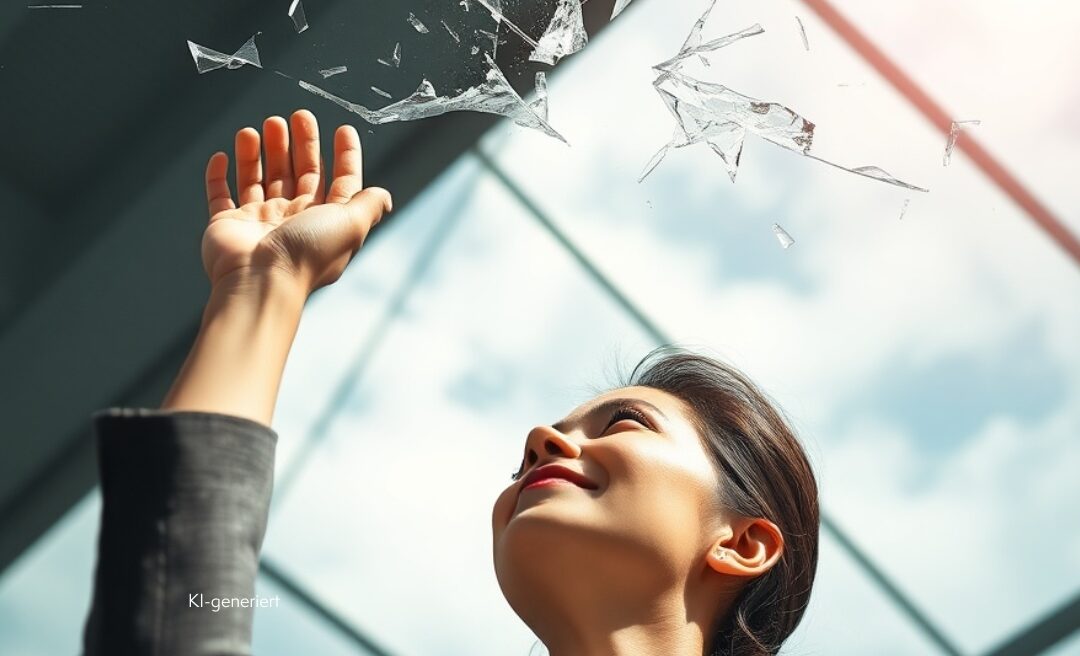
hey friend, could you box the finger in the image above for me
[327,125,364,204]
[314,156,327,204]
[263,116,294,199]
[235,127,264,205]
[342,186,393,250]
[291,109,322,199]
[205,151,236,219]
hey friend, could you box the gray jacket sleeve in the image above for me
[82,408,278,656]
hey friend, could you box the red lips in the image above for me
[519,463,598,492]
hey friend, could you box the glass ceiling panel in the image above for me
[480,0,1080,653]
[781,530,949,655]
[0,491,98,656]
[253,574,375,656]
[1044,629,1080,656]
[272,152,484,476]
[262,157,656,655]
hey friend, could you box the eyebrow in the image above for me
[550,398,669,434]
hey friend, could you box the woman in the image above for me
[82,110,819,656]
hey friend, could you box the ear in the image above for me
[706,517,784,577]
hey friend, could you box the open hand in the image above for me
[201,109,392,295]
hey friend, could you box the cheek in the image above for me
[600,443,719,547]
[491,484,517,536]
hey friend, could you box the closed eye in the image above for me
[603,405,653,432]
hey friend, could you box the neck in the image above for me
[532,586,715,656]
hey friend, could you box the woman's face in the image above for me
[491,386,729,619]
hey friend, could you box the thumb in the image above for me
[343,186,393,248]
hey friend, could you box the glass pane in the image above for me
[253,573,374,656]
[263,164,656,654]
[481,0,1080,653]
[272,156,483,474]
[1043,629,1080,656]
[0,491,99,656]
[782,530,948,655]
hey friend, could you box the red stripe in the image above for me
[800,0,1080,268]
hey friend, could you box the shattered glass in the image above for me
[26,4,83,8]
[642,8,928,192]
[378,42,402,68]
[795,16,809,51]
[529,0,588,65]
[806,158,930,192]
[610,0,633,20]
[442,20,461,43]
[318,65,348,79]
[299,55,565,142]
[408,12,430,34]
[653,23,765,72]
[772,223,796,249]
[473,0,541,50]
[288,0,309,33]
[943,119,981,166]
[371,86,393,99]
[638,139,672,183]
[187,35,262,74]
[530,71,549,122]
[654,71,814,153]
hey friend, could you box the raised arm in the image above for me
[163,109,392,426]
[83,110,391,656]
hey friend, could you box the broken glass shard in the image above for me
[298,54,565,142]
[529,0,588,65]
[529,71,548,122]
[474,0,541,49]
[470,45,480,55]
[474,27,502,58]
[460,0,471,10]
[805,158,929,192]
[679,0,717,53]
[701,122,745,182]
[378,43,402,68]
[408,12,429,33]
[898,198,910,220]
[638,140,672,183]
[442,20,461,43]
[288,0,309,33]
[654,24,765,72]
[319,65,348,78]
[187,35,262,74]
[772,224,795,249]
[795,16,809,51]
[27,4,83,8]
[943,119,981,166]
[654,70,814,154]
[371,86,393,99]
[611,0,632,20]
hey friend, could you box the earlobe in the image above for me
[706,518,784,577]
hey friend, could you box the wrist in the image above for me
[206,268,309,323]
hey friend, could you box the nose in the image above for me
[521,424,582,472]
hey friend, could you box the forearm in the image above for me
[162,271,308,427]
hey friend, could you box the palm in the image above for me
[201,110,392,292]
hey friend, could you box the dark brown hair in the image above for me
[625,347,819,656]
